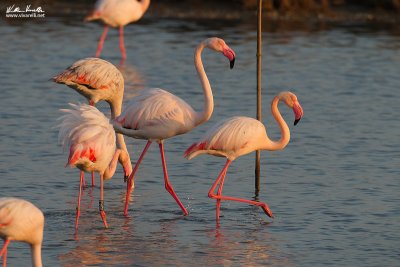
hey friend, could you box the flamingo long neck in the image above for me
[194,42,214,126]
[109,95,132,172]
[109,99,128,153]
[103,149,121,179]
[31,244,42,267]
[263,96,290,151]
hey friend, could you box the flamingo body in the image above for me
[0,198,44,267]
[113,37,236,216]
[185,116,269,161]
[58,104,132,228]
[52,57,124,106]
[85,0,151,59]
[114,88,197,141]
[86,0,150,28]
[185,91,304,221]
[60,104,116,175]
[53,58,132,188]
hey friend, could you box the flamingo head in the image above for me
[279,91,304,126]
[205,37,236,69]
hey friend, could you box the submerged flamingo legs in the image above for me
[119,26,126,60]
[208,159,274,220]
[0,239,10,266]
[99,174,108,228]
[75,171,84,229]
[95,26,109,58]
[159,142,188,216]
[124,140,152,216]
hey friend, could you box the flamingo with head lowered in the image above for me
[52,57,132,187]
[85,0,151,59]
[184,91,304,221]
[58,103,132,228]
[0,197,44,267]
[112,37,236,216]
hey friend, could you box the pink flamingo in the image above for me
[52,57,132,187]
[85,0,151,59]
[58,103,132,229]
[184,91,304,221]
[0,198,44,267]
[112,37,236,216]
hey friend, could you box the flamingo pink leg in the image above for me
[75,171,84,229]
[124,140,152,216]
[82,173,87,188]
[0,239,10,266]
[99,174,108,228]
[159,142,189,216]
[208,160,231,220]
[208,160,274,220]
[95,26,109,58]
[91,172,95,187]
[119,26,126,60]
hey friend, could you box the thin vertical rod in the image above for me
[255,0,263,195]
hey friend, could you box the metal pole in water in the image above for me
[255,0,262,196]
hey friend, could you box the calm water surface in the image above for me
[0,15,399,267]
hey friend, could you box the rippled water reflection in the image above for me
[1,14,399,267]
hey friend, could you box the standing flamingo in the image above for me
[58,103,132,229]
[184,91,304,221]
[112,37,236,216]
[85,0,151,59]
[0,198,44,267]
[52,57,132,187]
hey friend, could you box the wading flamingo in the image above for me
[85,0,151,59]
[58,103,132,229]
[52,57,132,187]
[184,91,304,221]
[112,37,236,216]
[0,198,44,267]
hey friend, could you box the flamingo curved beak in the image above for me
[223,48,236,69]
[293,101,304,126]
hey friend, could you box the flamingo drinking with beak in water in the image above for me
[112,37,236,216]
[0,197,44,267]
[85,0,151,60]
[58,103,132,229]
[52,57,132,187]
[184,91,304,221]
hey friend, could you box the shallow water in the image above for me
[1,12,400,267]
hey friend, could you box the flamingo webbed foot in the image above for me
[261,204,274,218]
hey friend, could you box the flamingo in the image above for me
[112,37,236,216]
[184,91,304,221]
[58,103,132,229]
[0,197,44,267]
[85,0,151,59]
[52,57,132,187]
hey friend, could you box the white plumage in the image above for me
[0,197,44,267]
[57,103,132,229]
[184,91,304,221]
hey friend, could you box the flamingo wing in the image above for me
[115,89,197,140]
[58,104,116,167]
[185,116,267,160]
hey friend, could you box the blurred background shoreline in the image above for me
[2,0,400,26]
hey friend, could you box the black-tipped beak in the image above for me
[124,175,129,182]
[230,58,235,69]
[294,118,301,126]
